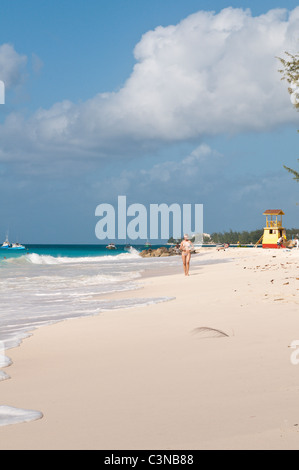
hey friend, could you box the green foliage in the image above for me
[277,51,299,109]
[210,229,263,245]
[283,162,299,182]
[286,228,299,238]
[277,51,299,183]
[210,228,299,244]
[169,228,299,245]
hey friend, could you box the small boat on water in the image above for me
[106,243,116,250]
[1,236,25,250]
[1,237,10,248]
[144,240,152,248]
[10,243,26,250]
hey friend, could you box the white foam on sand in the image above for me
[0,406,43,426]
[0,371,10,382]
[0,355,12,368]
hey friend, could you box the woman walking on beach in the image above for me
[180,234,194,276]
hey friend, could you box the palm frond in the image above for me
[284,165,299,182]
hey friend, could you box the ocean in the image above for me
[0,244,180,351]
[0,244,183,425]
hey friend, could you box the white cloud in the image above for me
[94,143,223,201]
[1,7,299,162]
[137,143,221,183]
[0,44,27,89]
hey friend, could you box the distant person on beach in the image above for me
[294,237,299,249]
[180,234,194,276]
[277,236,284,248]
[217,243,230,251]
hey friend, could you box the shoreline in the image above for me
[0,247,298,449]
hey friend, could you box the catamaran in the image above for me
[1,236,25,250]
[10,242,26,250]
[1,237,10,248]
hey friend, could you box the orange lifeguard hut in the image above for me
[262,210,286,248]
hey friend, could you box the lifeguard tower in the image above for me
[262,210,286,248]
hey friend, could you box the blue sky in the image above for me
[0,0,298,243]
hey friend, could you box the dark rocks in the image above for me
[139,246,180,258]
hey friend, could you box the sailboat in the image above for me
[1,233,25,250]
[10,242,26,250]
[1,236,10,249]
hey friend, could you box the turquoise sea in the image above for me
[0,243,175,350]
[0,243,181,425]
[0,244,163,261]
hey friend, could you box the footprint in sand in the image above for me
[192,327,229,339]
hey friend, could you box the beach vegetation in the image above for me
[284,162,299,182]
[278,51,299,108]
[278,51,299,182]
[169,228,299,245]
[210,229,263,245]
[209,228,299,245]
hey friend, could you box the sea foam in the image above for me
[23,251,140,265]
[0,246,179,427]
[0,371,10,382]
[0,406,43,426]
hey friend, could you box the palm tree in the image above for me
[278,51,299,182]
[284,161,299,182]
[278,52,299,108]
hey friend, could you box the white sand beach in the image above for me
[0,247,299,450]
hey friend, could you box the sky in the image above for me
[0,0,298,243]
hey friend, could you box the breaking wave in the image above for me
[8,250,141,266]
